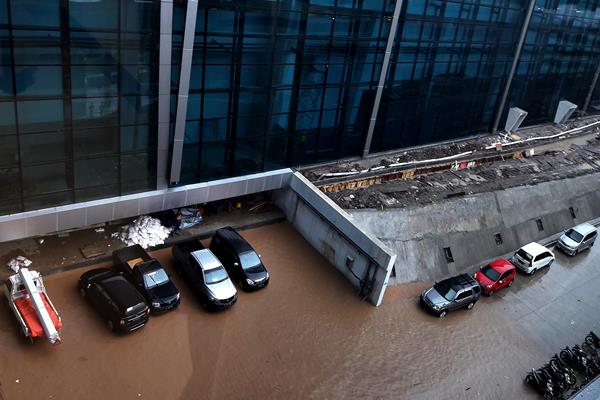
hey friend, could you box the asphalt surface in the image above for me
[0,221,599,399]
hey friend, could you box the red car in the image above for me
[474,258,516,296]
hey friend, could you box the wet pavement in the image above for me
[0,221,598,399]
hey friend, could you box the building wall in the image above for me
[0,0,159,215]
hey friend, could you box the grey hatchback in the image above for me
[420,274,481,318]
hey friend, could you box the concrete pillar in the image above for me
[491,0,536,133]
[362,0,404,158]
[169,0,199,184]
[157,0,173,190]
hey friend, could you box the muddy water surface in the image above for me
[2,222,596,399]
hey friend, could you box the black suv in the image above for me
[79,268,150,332]
[420,274,481,318]
[210,227,269,291]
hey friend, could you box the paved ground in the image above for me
[0,222,598,399]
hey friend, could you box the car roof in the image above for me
[520,242,549,256]
[572,223,597,236]
[214,227,253,253]
[99,276,145,308]
[191,249,223,271]
[443,273,478,290]
[488,258,515,273]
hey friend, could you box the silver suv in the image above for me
[557,223,597,256]
[420,274,481,318]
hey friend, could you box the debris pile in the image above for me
[119,216,172,249]
[6,256,32,273]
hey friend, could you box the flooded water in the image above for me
[1,221,597,399]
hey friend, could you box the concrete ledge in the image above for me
[0,169,293,242]
[273,172,396,306]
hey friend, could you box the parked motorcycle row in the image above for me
[525,331,600,399]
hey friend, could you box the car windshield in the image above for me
[433,281,457,301]
[565,229,584,243]
[239,251,263,272]
[516,249,533,262]
[143,269,169,289]
[481,265,501,282]
[204,267,229,285]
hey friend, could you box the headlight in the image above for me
[175,293,180,300]
[246,278,254,285]
[485,284,493,289]
[152,301,161,308]
[431,304,441,310]
[265,272,269,279]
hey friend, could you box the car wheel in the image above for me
[79,288,86,298]
[466,302,475,310]
[508,280,513,287]
[107,320,115,331]
[438,310,447,318]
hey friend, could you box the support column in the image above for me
[157,0,174,189]
[361,0,404,158]
[583,63,600,114]
[491,0,536,133]
[169,0,199,184]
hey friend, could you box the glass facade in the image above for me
[0,0,159,215]
[1,0,600,215]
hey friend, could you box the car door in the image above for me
[497,271,511,289]
[583,232,597,249]
[453,290,472,309]
[87,282,104,309]
[532,254,544,270]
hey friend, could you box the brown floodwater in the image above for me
[2,221,596,399]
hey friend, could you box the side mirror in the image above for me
[258,254,262,259]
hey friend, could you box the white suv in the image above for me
[511,242,555,275]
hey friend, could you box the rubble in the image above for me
[118,216,172,249]
[6,256,32,273]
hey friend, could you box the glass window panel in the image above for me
[271,90,292,114]
[15,66,63,96]
[238,92,268,116]
[72,97,118,128]
[0,31,10,65]
[69,0,118,30]
[264,135,287,168]
[296,111,320,130]
[207,9,235,33]
[0,102,15,134]
[121,33,155,64]
[121,153,155,183]
[202,118,228,143]
[0,168,20,201]
[0,0,6,24]
[234,139,263,174]
[74,157,119,188]
[203,93,229,119]
[200,144,227,176]
[74,126,119,157]
[75,184,119,203]
[323,88,339,110]
[12,30,61,65]
[186,94,201,120]
[121,96,155,125]
[205,65,231,89]
[0,135,18,166]
[0,67,12,97]
[24,191,72,211]
[70,31,118,65]
[275,12,300,35]
[121,125,154,152]
[10,0,60,27]
[20,132,65,163]
[17,100,63,133]
[270,114,289,132]
[272,65,295,86]
[71,66,118,97]
[245,10,272,35]
[240,65,270,88]
[121,0,158,32]
[190,66,202,91]
[237,116,265,138]
[320,110,336,128]
[333,17,352,36]
[22,162,68,196]
[307,14,332,35]
[121,65,152,95]
[184,121,200,144]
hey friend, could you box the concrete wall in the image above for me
[349,172,600,284]
[0,169,293,243]
[272,172,396,306]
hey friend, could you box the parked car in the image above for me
[210,227,269,291]
[474,258,516,296]
[556,222,597,256]
[420,273,481,318]
[172,239,237,310]
[511,242,554,274]
[78,268,150,333]
[112,245,180,313]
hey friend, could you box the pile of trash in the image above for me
[6,256,32,273]
[118,216,172,249]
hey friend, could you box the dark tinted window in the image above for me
[516,249,533,262]
[566,229,584,243]
[455,290,472,301]
[433,281,456,301]
[481,265,501,282]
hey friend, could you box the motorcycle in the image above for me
[525,368,555,399]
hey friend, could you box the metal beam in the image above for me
[491,0,536,133]
[583,62,600,114]
[169,0,199,184]
[362,0,404,158]
[157,0,173,189]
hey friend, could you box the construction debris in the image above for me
[6,256,32,273]
[119,216,172,249]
